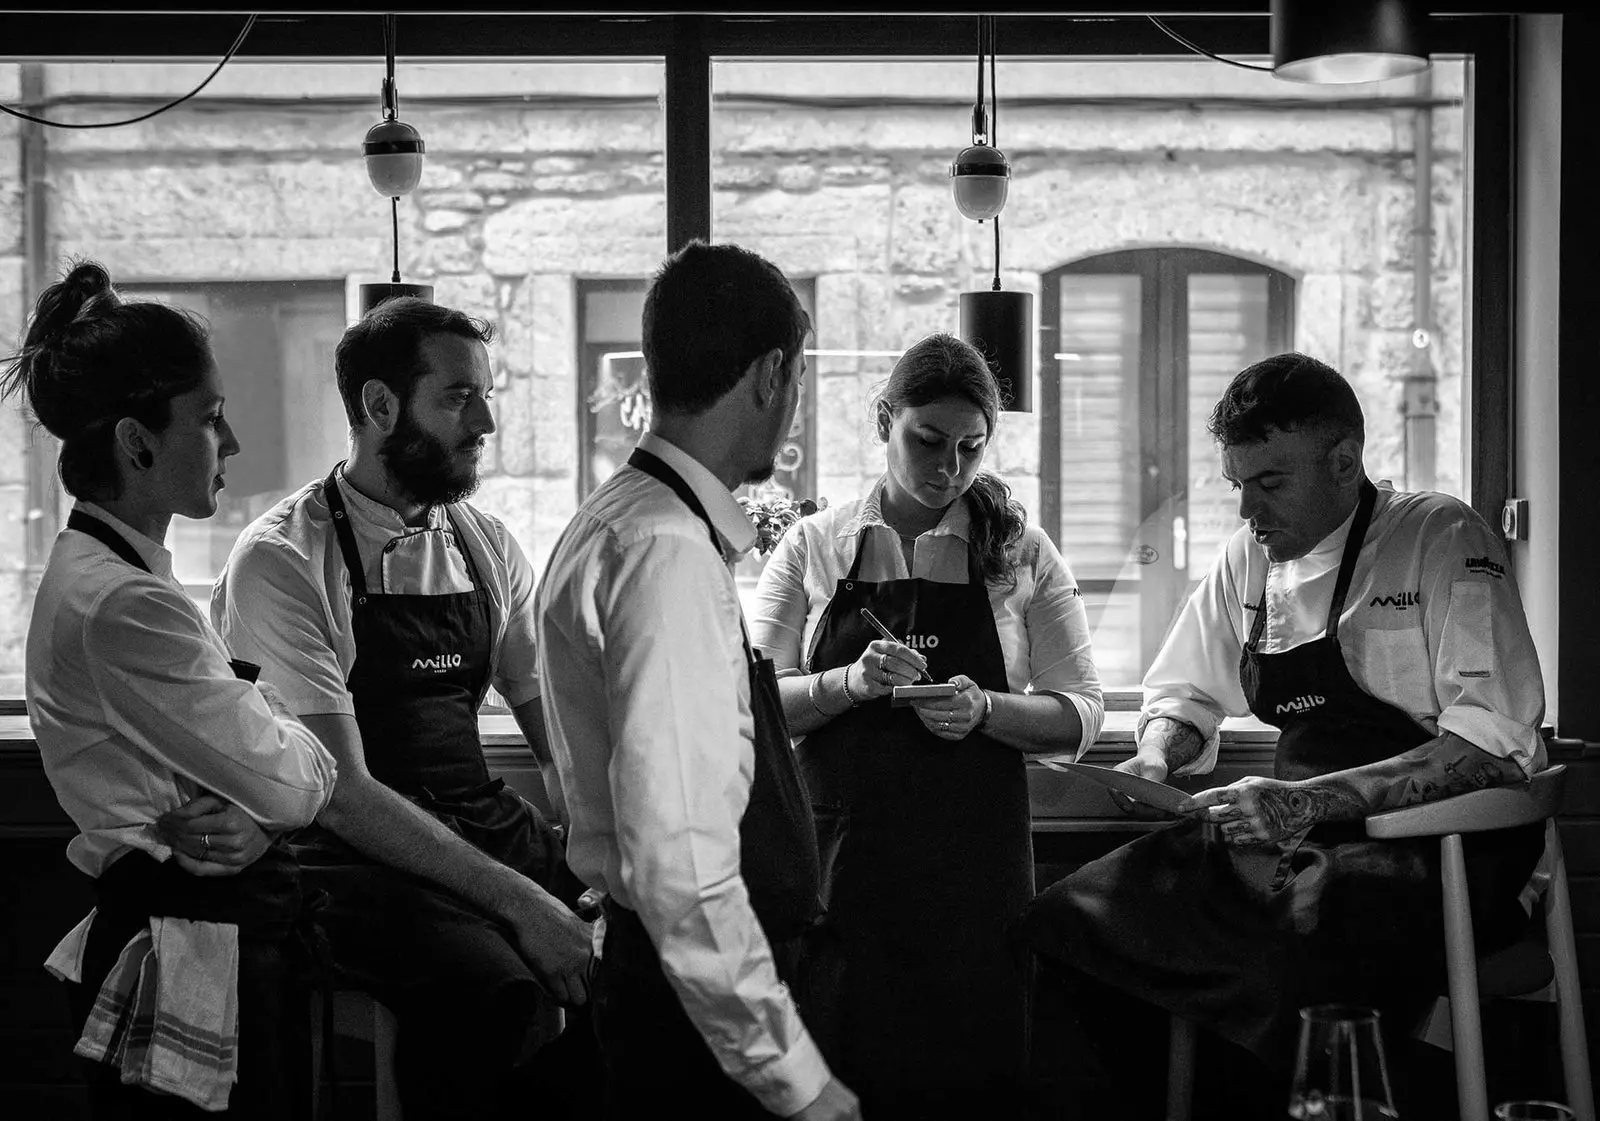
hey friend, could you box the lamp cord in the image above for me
[0,14,258,128]
[391,196,401,283]
[989,14,1001,291]
[1145,16,1275,73]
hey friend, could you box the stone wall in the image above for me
[0,58,1467,690]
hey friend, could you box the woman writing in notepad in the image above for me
[5,261,337,1119]
[749,332,1104,1119]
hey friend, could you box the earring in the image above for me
[136,450,154,470]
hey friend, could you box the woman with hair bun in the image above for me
[749,331,1105,1118]
[4,260,337,1118]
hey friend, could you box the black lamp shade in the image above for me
[1271,0,1430,84]
[960,289,1033,413]
[358,281,434,317]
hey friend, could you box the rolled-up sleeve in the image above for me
[1023,532,1104,755]
[87,579,336,830]
[1139,539,1253,776]
[1423,514,1545,773]
[491,524,542,708]
[213,539,353,719]
[598,530,830,1116]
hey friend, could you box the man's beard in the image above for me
[743,459,777,485]
[379,406,483,507]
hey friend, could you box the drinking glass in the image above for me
[1288,1004,1398,1120]
[1494,1104,1575,1121]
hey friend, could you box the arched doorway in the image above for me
[1040,248,1295,686]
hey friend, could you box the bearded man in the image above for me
[212,297,594,1120]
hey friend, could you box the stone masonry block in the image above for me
[890,184,963,275]
[423,210,473,234]
[1294,273,1345,364]
[481,194,665,275]
[1368,271,1417,330]
[430,274,500,324]
[55,237,387,282]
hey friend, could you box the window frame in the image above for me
[1,9,1518,710]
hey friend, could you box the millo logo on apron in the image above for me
[411,653,463,672]
[903,633,940,650]
[1275,693,1326,715]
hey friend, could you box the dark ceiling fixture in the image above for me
[358,12,432,316]
[953,14,1032,413]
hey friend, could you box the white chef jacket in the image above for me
[535,432,832,1117]
[28,503,337,879]
[210,467,541,718]
[749,478,1105,753]
[1143,481,1547,777]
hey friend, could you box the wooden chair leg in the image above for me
[1167,1013,1197,1121]
[373,998,403,1121]
[1543,822,1595,1121]
[1443,832,1490,1121]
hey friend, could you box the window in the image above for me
[706,55,1472,690]
[121,282,348,595]
[0,57,666,694]
[0,19,1503,705]
[1042,251,1294,687]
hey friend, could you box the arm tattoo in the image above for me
[1255,781,1368,833]
[1303,732,1524,818]
[1143,716,1206,772]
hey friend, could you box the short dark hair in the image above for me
[641,240,810,416]
[0,259,211,499]
[1207,352,1365,448]
[335,297,496,426]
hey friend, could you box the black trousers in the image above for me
[296,853,600,1121]
[593,901,795,1121]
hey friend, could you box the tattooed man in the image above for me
[1022,353,1547,1119]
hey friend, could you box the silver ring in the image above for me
[878,652,888,675]
[201,833,211,857]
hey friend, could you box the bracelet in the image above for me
[839,664,862,707]
[807,670,833,717]
[973,688,993,732]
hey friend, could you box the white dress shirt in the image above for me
[210,467,542,718]
[1143,482,1547,776]
[748,479,1105,753]
[535,432,832,1117]
[28,503,337,879]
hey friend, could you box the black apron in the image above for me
[287,471,581,1120]
[797,521,1029,1118]
[294,467,568,866]
[591,448,822,1121]
[1022,481,1542,1071]
[64,509,314,1120]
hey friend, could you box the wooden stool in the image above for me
[1367,764,1593,1121]
[310,989,402,1121]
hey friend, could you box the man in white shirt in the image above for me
[1022,352,1547,1118]
[212,298,593,1120]
[536,240,860,1120]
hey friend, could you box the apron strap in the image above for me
[1325,479,1378,642]
[626,446,762,667]
[322,467,369,596]
[66,509,151,574]
[1245,478,1378,652]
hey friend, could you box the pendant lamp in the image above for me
[1272,0,1430,84]
[953,16,1032,413]
[358,13,432,316]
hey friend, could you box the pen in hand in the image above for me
[859,608,934,683]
